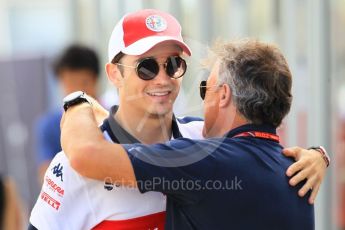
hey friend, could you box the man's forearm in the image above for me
[61,104,136,186]
[61,103,102,154]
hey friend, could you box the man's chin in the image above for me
[147,106,173,117]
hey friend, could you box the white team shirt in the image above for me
[29,110,204,230]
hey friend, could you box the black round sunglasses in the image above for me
[116,56,187,80]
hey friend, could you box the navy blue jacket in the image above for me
[124,124,314,230]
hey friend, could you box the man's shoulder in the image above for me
[38,109,62,123]
[36,109,62,131]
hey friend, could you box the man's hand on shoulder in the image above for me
[283,146,328,204]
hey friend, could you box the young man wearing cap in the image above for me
[29,9,328,230]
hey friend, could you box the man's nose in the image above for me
[151,64,171,84]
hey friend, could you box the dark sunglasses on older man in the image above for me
[199,80,209,100]
[200,80,221,100]
[116,56,187,80]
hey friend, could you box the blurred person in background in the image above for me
[35,45,100,182]
[0,175,23,230]
[30,9,328,230]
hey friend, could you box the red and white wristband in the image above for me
[308,146,330,167]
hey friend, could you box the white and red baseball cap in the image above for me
[108,9,192,62]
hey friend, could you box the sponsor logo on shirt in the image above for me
[51,163,63,182]
[45,176,64,197]
[40,191,61,210]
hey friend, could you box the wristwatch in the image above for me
[308,146,330,167]
[63,91,91,111]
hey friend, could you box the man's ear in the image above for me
[219,84,232,108]
[105,63,123,88]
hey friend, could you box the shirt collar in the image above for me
[225,123,277,139]
[100,105,183,144]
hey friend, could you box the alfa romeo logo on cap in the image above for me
[145,15,167,32]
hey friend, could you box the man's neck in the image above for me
[228,116,249,131]
[114,106,173,145]
[217,110,249,137]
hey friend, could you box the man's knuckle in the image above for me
[315,174,322,181]
[300,171,308,179]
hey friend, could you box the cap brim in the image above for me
[122,36,192,56]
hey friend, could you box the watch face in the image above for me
[63,91,84,103]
